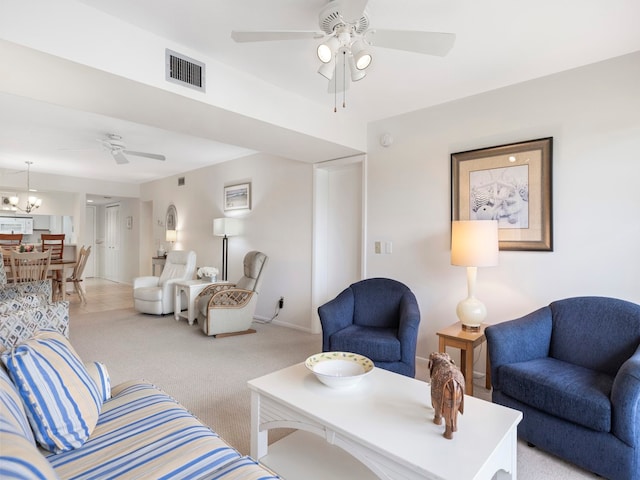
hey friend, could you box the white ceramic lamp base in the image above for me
[456,296,486,332]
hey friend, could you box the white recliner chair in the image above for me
[133,250,196,315]
[196,251,268,337]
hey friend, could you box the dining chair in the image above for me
[0,233,23,247]
[9,250,51,283]
[41,234,65,261]
[58,245,91,303]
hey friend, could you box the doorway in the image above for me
[312,155,366,333]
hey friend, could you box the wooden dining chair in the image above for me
[59,245,91,303]
[9,250,51,283]
[0,234,22,271]
[41,234,65,261]
[0,233,23,247]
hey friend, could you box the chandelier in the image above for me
[9,161,42,213]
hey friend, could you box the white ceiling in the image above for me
[1,0,640,186]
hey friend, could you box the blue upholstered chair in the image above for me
[486,296,640,480]
[318,278,421,377]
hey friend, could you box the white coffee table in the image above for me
[248,363,522,480]
[173,280,211,325]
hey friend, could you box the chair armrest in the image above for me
[485,306,553,390]
[208,288,254,309]
[318,288,355,351]
[611,345,640,446]
[398,291,421,365]
[133,276,159,289]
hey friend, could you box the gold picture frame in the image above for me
[451,137,553,251]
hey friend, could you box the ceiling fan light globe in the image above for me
[351,38,371,70]
[355,53,371,70]
[317,36,340,63]
[9,196,18,206]
[348,54,366,81]
[318,61,335,80]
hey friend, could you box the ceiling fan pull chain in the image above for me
[334,62,337,113]
[343,50,347,109]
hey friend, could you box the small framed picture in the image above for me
[451,137,553,251]
[224,183,251,211]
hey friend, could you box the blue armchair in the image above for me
[486,296,640,480]
[318,278,421,377]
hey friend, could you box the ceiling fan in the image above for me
[231,0,455,94]
[98,134,166,165]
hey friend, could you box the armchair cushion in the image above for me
[500,357,613,432]
[329,325,400,362]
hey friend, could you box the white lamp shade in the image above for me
[213,217,242,237]
[165,229,177,243]
[451,220,499,267]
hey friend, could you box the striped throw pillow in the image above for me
[1,330,102,453]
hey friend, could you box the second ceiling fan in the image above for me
[231,0,455,94]
[99,134,166,165]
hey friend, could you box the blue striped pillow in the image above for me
[1,330,102,453]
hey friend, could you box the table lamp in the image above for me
[165,229,177,249]
[450,220,499,331]
[213,217,242,281]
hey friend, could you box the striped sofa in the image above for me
[0,290,279,479]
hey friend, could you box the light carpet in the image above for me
[70,308,598,479]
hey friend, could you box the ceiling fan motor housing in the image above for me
[319,1,369,35]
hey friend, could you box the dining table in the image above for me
[5,258,77,301]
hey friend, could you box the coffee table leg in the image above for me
[250,391,268,460]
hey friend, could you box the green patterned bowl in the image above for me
[305,352,374,388]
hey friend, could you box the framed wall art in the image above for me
[166,204,178,231]
[224,183,251,211]
[451,137,553,251]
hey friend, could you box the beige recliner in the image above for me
[133,250,196,315]
[196,251,268,337]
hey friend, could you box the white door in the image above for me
[104,204,120,281]
[84,205,97,278]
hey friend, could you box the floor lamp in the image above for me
[213,218,241,281]
[451,220,499,331]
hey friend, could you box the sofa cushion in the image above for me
[0,366,35,443]
[330,325,401,362]
[0,419,61,480]
[500,357,613,432]
[84,361,111,402]
[1,330,102,453]
[0,302,70,353]
[46,381,242,479]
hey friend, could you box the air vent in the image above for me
[165,49,206,92]
[178,177,185,186]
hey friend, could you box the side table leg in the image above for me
[174,285,181,321]
[464,346,474,396]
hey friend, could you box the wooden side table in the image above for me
[174,280,212,325]
[436,322,491,396]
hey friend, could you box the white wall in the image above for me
[366,51,640,362]
[140,153,314,329]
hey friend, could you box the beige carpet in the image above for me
[70,308,598,479]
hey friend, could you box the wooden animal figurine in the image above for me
[428,351,465,439]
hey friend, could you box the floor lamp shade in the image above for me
[213,218,242,281]
[451,220,499,331]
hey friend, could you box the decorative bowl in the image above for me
[305,352,374,388]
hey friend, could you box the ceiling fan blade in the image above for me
[231,30,324,43]
[123,150,166,161]
[112,151,129,164]
[365,30,456,57]
[340,0,370,23]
